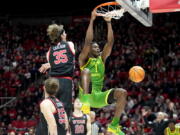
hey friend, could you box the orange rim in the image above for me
[94,2,120,10]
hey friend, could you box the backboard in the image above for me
[116,0,153,27]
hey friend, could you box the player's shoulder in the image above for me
[97,56,104,62]
[67,41,75,54]
[67,41,75,47]
[40,99,53,108]
[67,41,74,45]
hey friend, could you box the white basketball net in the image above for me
[96,4,126,19]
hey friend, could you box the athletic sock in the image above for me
[110,117,120,127]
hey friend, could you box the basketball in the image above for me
[129,66,145,83]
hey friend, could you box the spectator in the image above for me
[164,120,180,135]
[0,12,179,135]
[8,131,16,135]
[89,111,104,135]
[142,110,169,135]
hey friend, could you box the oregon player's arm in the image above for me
[164,128,168,135]
[79,10,97,67]
[40,100,58,135]
[86,114,91,135]
[101,17,114,63]
[39,49,51,73]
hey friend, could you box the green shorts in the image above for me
[79,86,113,108]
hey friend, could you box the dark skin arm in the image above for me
[79,10,97,94]
[79,10,97,67]
[101,17,114,63]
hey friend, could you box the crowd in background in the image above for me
[0,13,180,135]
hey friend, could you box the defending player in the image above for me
[39,24,75,117]
[36,78,68,135]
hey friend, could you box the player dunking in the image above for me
[36,78,68,135]
[79,10,127,135]
[39,24,75,117]
[69,98,91,135]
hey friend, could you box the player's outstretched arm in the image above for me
[86,114,91,135]
[101,17,114,63]
[79,10,97,67]
[39,49,51,73]
[39,63,51,73]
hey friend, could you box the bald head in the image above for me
[157,112,165,121]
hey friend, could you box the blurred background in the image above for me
[0,0,180,135]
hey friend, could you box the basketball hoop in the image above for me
[94,2,126,19]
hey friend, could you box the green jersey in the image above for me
[166,127,180,135]
[80,56,104,93]
[79,56,112,108]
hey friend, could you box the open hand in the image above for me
[39,63,51,73]
[91,9,98,21]
[104,17,112,22]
